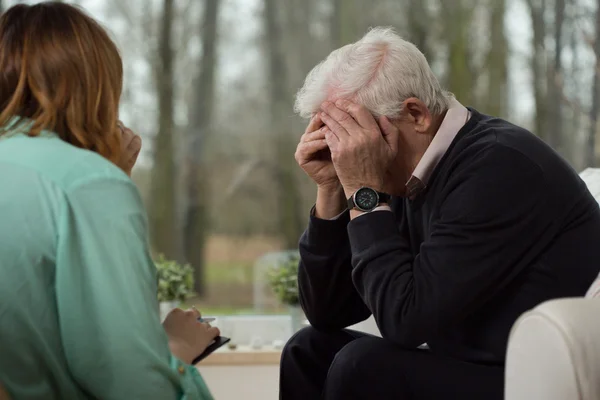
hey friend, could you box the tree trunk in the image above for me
[183,0,219,296]
[548,0,566,153]
[288,0,315,74]
[149,0,179,261]
[264,0,304,249]
[588,0,600,167]
[441,0,475,105]
[407,0,431,60]
[568,2,581,168]
[281,0,314,88]
[526,0,548,140]
[485,0,508,117]
[331,0,358,48]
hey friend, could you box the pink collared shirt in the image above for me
[405,98,470,199]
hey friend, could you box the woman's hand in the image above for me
[117,122,142,176]
[162,308,220,365]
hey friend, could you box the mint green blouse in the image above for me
[0,128,213,400]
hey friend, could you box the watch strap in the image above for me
[347,196,355,210]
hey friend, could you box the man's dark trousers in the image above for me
[279,326,504,400]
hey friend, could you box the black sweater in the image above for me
[298,108,600,365]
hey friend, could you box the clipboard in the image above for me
[192,336,231,364]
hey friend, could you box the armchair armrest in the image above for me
[505,298,600,400]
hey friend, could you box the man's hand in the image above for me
[117,122,142,177]
[320,100,398,198]
[295,113,341,191]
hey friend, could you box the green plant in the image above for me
[267,253,300,306]
[155,254,195,303]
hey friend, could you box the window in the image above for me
[20,0,597,347]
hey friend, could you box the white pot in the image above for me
[159,300,180,321]
[288,305,305,334]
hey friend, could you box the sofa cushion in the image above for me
[586,274,600,298]
[505,298,600,400]
[578,169,600,299]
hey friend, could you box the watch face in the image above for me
[354,187,379,211]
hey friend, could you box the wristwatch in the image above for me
[347,187,391,212]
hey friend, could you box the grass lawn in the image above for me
[205,261,255,284]
[184,260,286,315]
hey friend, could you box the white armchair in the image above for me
[504,296,600,400]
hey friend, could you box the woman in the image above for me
[0,3,218,399]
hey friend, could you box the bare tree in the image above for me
[485,0,509,117]
[285,0,315,74]
[264,0,303,249]
[588,0,600,167]
[407,0,431,60]
[149,0,179,260]
[183,0,219,296]
[526,0,549,140]
[548,0,566,153]
[440,0,476,104]
[330,0,359,48]
[566,0,583,167]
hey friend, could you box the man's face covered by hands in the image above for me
[316,99,400,198]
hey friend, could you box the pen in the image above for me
[197,317,216,323]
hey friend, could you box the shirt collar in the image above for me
[405,99,470,197]
[1,116,57,139]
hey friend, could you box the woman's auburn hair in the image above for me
[0,1,123,163]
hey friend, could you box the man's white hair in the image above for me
[294,27,452,119]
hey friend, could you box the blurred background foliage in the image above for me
[4,0,600,314]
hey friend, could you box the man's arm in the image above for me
[349,146,551,347]
[299,187,371,330]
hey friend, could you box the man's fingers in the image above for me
[379,116,399,153]
[378,115,395,136]
[304,112,324,134]
[321,101,360,133]
[296,139,328,161]
[301,126,327,143]
[301,139,328,152]
[324,130,339,151]
[335,99,379,133]
[320,112,348,140]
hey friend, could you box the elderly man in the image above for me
[280,28,600,400]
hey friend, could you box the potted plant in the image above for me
[155,254,195,320]
[267,252,304,333]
